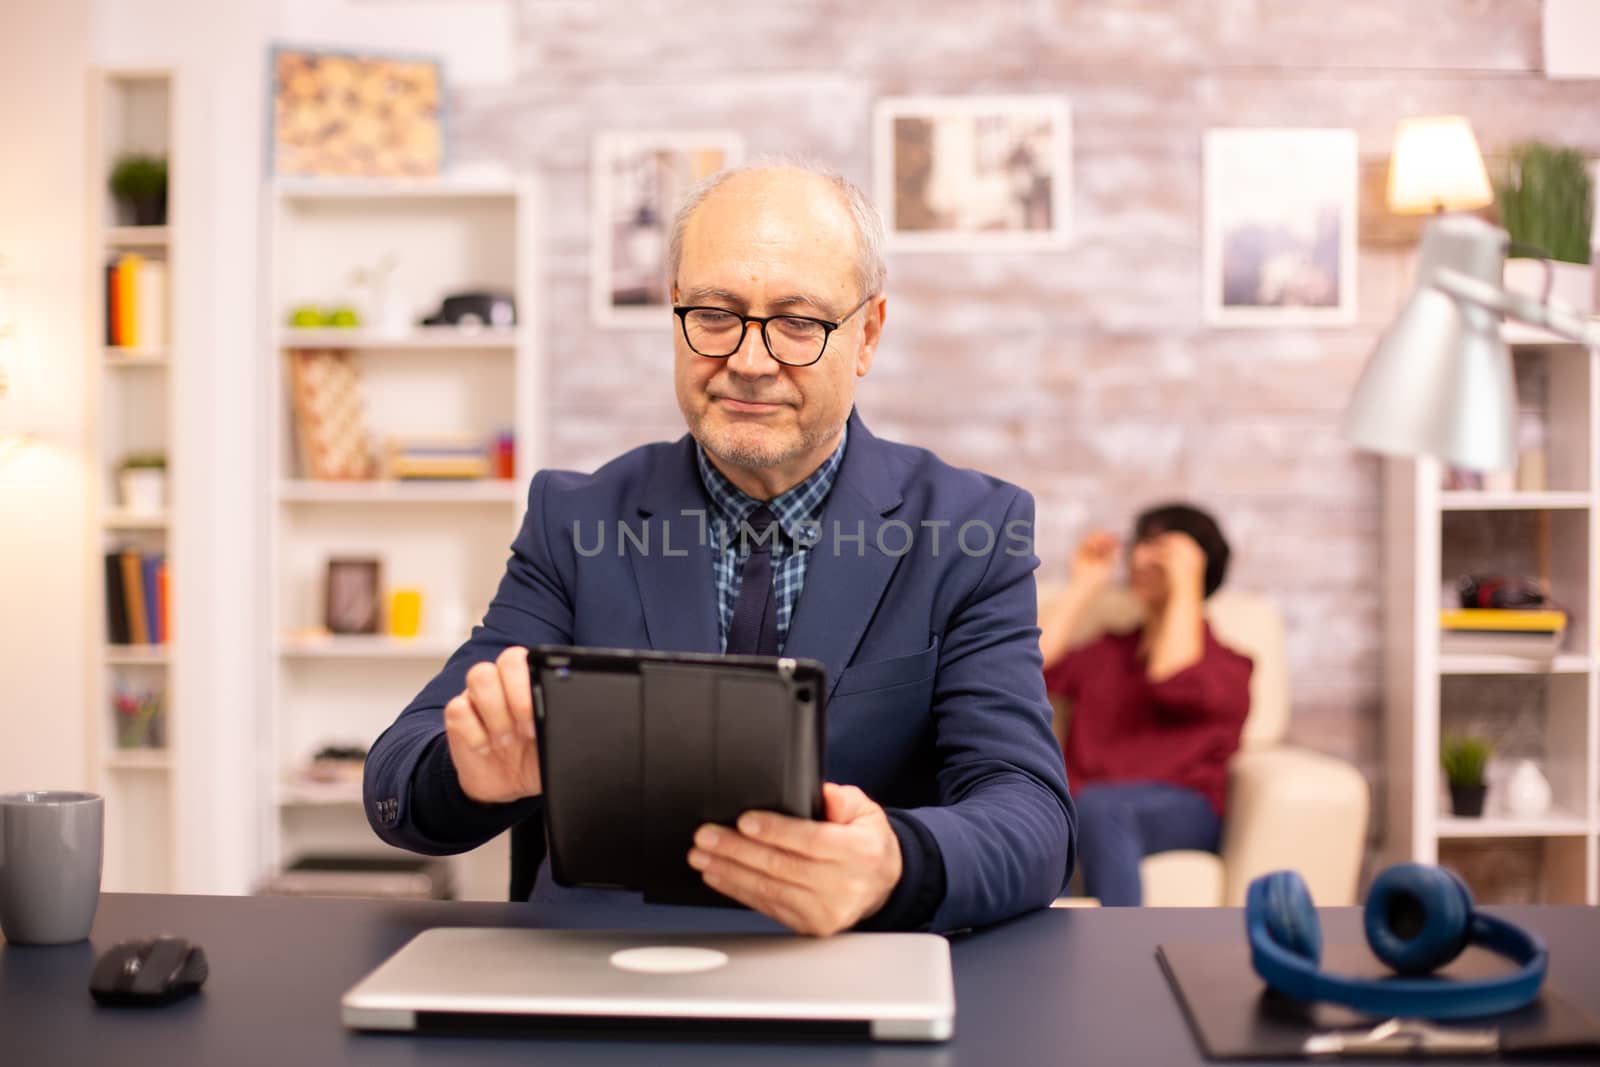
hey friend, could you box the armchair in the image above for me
[1040,585,1369,906]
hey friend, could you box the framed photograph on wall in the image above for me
[269,46,446,178]
[874,95,1072,251]
[591,131,744,329]
[324,557,383,635]
[1203,128,1358,326]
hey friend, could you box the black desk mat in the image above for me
[1157,942,1600,1059]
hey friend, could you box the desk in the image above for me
[2,894,1597,1066]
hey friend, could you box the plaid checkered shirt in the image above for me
[695,425,848,653]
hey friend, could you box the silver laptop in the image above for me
[341,927,954,1041]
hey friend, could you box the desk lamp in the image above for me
[1343,213,1600,471]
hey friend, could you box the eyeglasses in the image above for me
[673,293,875,367]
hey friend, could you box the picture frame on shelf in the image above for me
[268,45,446,179]
[324,557,383,635]
[590,131,743,329]
[1202,128,1358,327]
[874,94,1072,252]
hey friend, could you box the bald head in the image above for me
[667,160,886,303]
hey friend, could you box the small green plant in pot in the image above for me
[109,154,168,227]
[118,452,167,516]
[1441,735,1492,818]
[1496,141,1595,312]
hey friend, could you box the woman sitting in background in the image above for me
[1039,503,1253,906]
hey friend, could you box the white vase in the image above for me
[1503,258,1594,316]
[118,468,166,515]
[1503,758,1553,820]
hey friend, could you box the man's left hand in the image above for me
[688,782,903,936]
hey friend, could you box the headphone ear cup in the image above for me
[1365,863,1474,976]
[1259,870,1322,966]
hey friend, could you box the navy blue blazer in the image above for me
[365,411,1076,932]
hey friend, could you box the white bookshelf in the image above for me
[1381,330,1599,904]
[262,175,541,902]
[105,750,174,772]
[278,634,464,660]
[278,479,523,505]
[279,327,520,350]
[1439,490,1590,511]
[104,348,168,366]
[104,509,168,530]
[104,225,170,248]
[86,69,178,894]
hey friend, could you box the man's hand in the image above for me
[443,646,542,804]
[1068,531,1120,597]
[1155,531,1207,603]
[687,783,903,936]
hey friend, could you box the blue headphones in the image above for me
[1246,864,1548,1020]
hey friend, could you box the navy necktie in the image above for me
[726,506,780,656]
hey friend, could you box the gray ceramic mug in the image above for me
[0,791,104,945]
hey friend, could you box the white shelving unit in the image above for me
[1381,329,1599,904]
[86,69,178,894]
[278,479,523,505]
[261,175,539,901]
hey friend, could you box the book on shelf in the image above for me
[104,549,169,646]
[1439,608,1567,633]
[104,253,166,349]
[1438,608,1567,660]
[383,434,492,480]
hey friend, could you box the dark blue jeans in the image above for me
[1075,781,1221,906]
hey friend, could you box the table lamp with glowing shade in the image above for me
[1386,115,1495,216]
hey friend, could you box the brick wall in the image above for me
[450,0,1600,797]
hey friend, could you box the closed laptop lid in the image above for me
[341,927,954,1042]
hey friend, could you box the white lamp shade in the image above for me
[1387,116,1494,214]
[1342,215,1518,471]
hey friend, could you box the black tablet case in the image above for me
[532,647,826,907]
[1157,941,1600,1059]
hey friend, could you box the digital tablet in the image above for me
[529,646,827,907]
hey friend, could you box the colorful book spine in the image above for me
[157,560,170,644]
[104,552,130,644]
[120,549,149,646]
[105,259,119,346]
[1438,608,1567,633]
[141,554,163,645]
[113,253,141,348]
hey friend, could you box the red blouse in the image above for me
[1043,624,1253,817]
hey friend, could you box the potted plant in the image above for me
[112,686,163,749]
[1441,735,1491,817]
[1496,142,1594,314]
[118,452,167,515]
[109,154,168,227]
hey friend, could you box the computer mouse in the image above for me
[89,936,208,1006]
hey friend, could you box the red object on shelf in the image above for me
[494,432,515,480]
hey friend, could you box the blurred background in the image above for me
[2,0,1599,908]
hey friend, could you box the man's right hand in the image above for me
[443,646,543,805]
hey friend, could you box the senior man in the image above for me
[365,160,1075,935]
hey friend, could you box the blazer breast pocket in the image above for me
[832,637,939,698]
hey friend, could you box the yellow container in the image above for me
[388,588,423,638]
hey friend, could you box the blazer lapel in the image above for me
[782,411,906,700]
[631,436,720,654]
